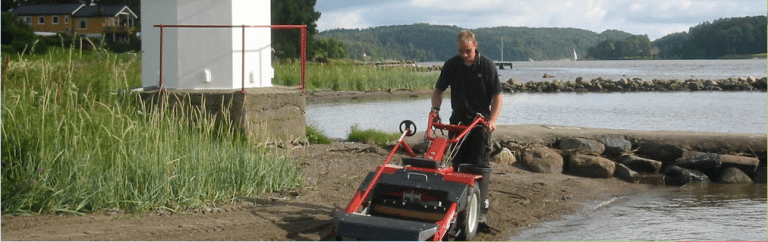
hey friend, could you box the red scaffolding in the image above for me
[154,24,307,93]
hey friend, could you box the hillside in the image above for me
[318,24,635,62]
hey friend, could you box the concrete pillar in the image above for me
[140,0,273,90]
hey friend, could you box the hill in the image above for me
[318,24,635,62]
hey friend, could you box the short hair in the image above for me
[457,30,477,44]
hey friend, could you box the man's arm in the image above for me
[431,88,443,112]
[487,93,503,131]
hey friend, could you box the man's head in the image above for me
[456,30,478,66]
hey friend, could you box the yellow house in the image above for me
[12,3,137,42]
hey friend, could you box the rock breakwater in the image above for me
[503,76,767,93]
[404,125,766,186]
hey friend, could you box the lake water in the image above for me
[307,59,767,241]
[307,92,767,139]
[422,58,767,83]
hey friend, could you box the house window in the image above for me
[65,16,69,24]
[22,17,31,25]
[78,19,86,29]
[52,16,59,24]
[38,16,45,24]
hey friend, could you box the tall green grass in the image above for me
[273,59,439,91]
[2,46,304,214]
[347,124,401,146]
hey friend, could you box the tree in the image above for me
[271,0,321,59]
[1,12,41,53]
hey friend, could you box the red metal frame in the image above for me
[339,113,486,240]
[154,24,307,93]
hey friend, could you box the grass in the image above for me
[306,125,332,144]
[1,45,304,214]
[272,59,439,91]
[347,124,401,146]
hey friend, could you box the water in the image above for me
[421,58,767,83]
[307,92,767,139]
[508,183,767,241]
[307,59,767,241]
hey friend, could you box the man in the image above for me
[431,30,503,223]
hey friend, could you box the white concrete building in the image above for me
[140,0,273,89]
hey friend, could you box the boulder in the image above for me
[637,173,665,186]
[663,165,710,186]
[673,152,722,179]
[521,146,563,174]
[559,138,605,155]
[492,148,517,165]
[635,142,687,163]
[599,136,631,156]
[619,155,662,173]
[568,154,615,178]
[614,163,639,183]
[717,167,753,183]
[720,154,760,175]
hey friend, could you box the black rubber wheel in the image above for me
[457,183,480,241]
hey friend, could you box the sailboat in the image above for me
[572,48,578,61]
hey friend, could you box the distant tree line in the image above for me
[318,24,636,61]
[588,15,767,60]
[587,35,652,60]
[653,15,766,59]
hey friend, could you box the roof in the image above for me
[12,4,85,16]
[72,5,137,18]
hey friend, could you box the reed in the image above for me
[1,46,304,214]
[273,60,439,91]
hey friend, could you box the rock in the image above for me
[567,154,615,178]
[663,165,710,186]
[637,173,665,186]
[559,138,605,155]
[599,136,631,156]
[635,142,687,163]
[717,167,753,183]
[720,154,760,175]
[673,152,722,179]
[492,148,517,165]
[543,73,554,78]
[619,155,662,173]
[521,146,563,174]
[753,167,766,183]
[614,163,639,183]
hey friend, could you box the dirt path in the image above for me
[2,140,648,241]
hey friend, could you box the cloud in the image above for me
[316,9,370,30]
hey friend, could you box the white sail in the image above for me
[573,48,578,61]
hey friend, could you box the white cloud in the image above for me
[317,9,371,30]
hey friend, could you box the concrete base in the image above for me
[138,86,306,142]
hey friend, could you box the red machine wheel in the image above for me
[457,183,480,240]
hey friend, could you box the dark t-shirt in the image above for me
[435,52,502,123]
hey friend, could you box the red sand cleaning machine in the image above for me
[332,112,491,241]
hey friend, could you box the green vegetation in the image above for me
[306,125,332,144]
[1,46,304,215]
[347,125,401,146]
[653,15,766,59]
[588,35,652,60]
[318,23,636,61]
[272,59,439,91]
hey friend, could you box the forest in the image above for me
[652,15,767,59]
[319,15,767,61]
[318,24,635,61]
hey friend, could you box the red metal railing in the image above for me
[154,24,307,93]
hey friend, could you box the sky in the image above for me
[315,0,766,41]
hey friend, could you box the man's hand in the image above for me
[487,119,497,132]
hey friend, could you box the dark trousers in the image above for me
[449,116,492,169]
